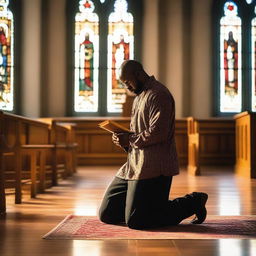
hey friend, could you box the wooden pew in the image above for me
[234,112,256,178]
[187,117,235,175]
[0,111,13,214]
[39,118,77,185]
[0,111,55,214]
[175,119,188,166]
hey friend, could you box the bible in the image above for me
[98,120,131,134]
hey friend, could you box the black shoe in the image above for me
[190,192,208,224]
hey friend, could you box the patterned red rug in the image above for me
[43,215,256,240]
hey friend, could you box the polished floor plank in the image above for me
[1,166,256,256]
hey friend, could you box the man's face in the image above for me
[120,71,144,95]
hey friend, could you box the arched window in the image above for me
[107,0,134,113]
[0,0,14,111]
[220,1,242,113]
[214,0,256,115]
[67,0,142,116]
[74,0,99,113]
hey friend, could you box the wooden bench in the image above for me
[234,112,256,178]
[39,118,77,185]
[0,111,56,214]
[187,117,235,175]
[175,119,188,166]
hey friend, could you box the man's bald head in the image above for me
[120,60,144,80]
[119,60,149,95]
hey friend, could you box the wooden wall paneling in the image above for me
[53,118,130,165]
[52,117,188,166]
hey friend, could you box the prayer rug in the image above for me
[43,215,256,240]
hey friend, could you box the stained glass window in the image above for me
[251,8,256,112]
[0,0,14,111]
[220,1,242,113]
[74,0,99,112]
[107,0,134,113]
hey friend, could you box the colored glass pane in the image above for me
[0,0,14,111]
[252,14,256,111]
[74,0,99,112]
[107,0,134,113]
[220,1,242,113]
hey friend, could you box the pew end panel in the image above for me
[234,112,256,178]
[187,117,235,176]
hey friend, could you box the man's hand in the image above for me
[112,133,130,148]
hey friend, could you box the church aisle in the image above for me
[0,166,256,256]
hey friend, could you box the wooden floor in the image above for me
[1,166,256,256]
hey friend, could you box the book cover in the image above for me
[98,120,131,134]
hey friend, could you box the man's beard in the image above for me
[133,80,144,95]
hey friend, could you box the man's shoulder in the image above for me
[148,80,173,100]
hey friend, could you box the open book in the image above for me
[98,120,131,134]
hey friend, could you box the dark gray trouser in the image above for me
[98,175,198,230]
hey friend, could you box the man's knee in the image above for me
[98,205,125,224]
[98,206,112,224]
[98,209,113,224]
[126,212,145,230]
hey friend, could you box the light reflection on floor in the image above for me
[74,202,98,216]
[218,178,241,215]
[219,240,242,256]
[72,240,101,256]
[250,240,256,256]
[218,193,241,215]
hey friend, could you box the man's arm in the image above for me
[112,132,130,152]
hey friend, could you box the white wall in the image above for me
[190,0,213,118]
[142,0,159,78]
[21,0,41,117]
[158,0,184,118]
[45,0,67,117]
